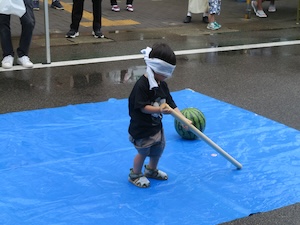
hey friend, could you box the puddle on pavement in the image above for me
[66,65,146,88]
[107,30,167,41]
[106,65,146,84]
[0,65,146,94]
[0,45,288,95]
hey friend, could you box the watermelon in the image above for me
[174,107,206,140]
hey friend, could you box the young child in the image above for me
[128,43,191,188]
[207,0,222,30]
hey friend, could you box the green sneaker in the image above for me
[207,22,221,30]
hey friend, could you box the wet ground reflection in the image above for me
[107,65,146,84]
[70,73,103,88]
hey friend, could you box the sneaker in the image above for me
[126,4,134,12]
[214,21,222,28]
[256,10,267,18]
[111,5,120,12]
[51,0,64,10]
[17,56,33,68]
[1,55,14,69]
[92,30,104,38]
[251,1,257,13]
[33,0,39,11]
[268,4,276,12]
[65,29,79,38]
[207,22,221,30]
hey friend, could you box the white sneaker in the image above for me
[256,10,267,18]
[1,55,14,69]
[17,56,33,68]
[111,5,120,12]
[268,4,276,12]
[126,4,134,12]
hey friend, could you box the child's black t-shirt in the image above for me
[128,75,177,140]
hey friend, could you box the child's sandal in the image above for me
[144,165,168,180]
[128,168,150,188]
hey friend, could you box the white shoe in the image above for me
[126,4,134,12]
[1,55,14,69]
[268,4,276,12]
[111,5,120,12]
[256,10,267,18]
[17,56,33,68]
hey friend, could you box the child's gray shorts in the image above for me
[129,129,165,157]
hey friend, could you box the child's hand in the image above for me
[181,119,192,130]
[160,107,172,114]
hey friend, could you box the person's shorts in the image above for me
[129,129,165,157]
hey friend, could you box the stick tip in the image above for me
[236,164,243,170]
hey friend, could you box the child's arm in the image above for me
[141,105,182,115]
[141,105,162,114]
[160,104,193,129]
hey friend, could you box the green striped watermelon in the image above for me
[174,107,206,140]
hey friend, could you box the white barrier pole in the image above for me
[43,0,51,63]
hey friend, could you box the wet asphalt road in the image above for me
[1,28,300,131]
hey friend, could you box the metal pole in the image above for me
[44,0,51,63]
[245,0,251,19]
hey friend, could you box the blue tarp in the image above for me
[0,89,299,225]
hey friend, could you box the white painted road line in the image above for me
[1,40,300,72]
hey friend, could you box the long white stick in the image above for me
[162,104,242,169]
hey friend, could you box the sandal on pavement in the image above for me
[144,165,168,180]
[128,168,150,188]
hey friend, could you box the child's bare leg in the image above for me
[148,155,160,170]
[132,153,147,174]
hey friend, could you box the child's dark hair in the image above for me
[149,43,176,66]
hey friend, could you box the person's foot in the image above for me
[66,29,79,38]
[111,5,120,12]
[214,21,222,28]
[1,55,14,69]
[126,4,134,12]
[92,30,104,38]
[202,16,209,23]
[17,56,33,68]
[207,22,221,30]
[144,165,168,180]
[128,168,150,188]
[268,4,276,12]
[256,10,267,18]
[51,0,64,10]
[183,16,192,23]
